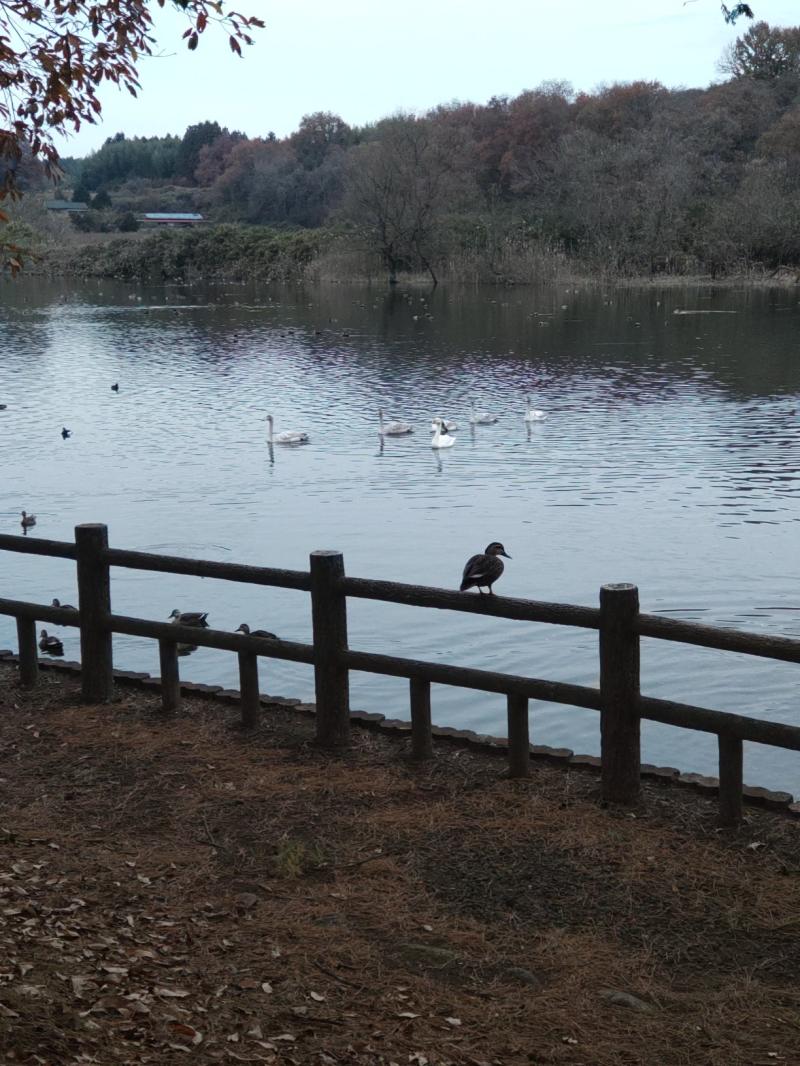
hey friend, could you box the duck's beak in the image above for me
[500,550,511,559]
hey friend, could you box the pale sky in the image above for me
[59,0,800,157]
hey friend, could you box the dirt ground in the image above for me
[0,661,798,1066]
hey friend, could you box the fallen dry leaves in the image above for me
[0,662,799,1065]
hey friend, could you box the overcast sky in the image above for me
[59,0,800,157]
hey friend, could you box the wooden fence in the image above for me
[1,523,799,827]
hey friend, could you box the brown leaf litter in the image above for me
[0,662,798,1065]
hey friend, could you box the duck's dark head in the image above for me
[485,541,511,559]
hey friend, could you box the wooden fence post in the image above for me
[600,583,641,804]
[310,550,350,748]
[718,734,743,827]
[75,523,114,703]
[410,678,433,760]
[507,693,530,778]
[238,651,260,729]
[159,639,181,713]
[16,618,38,689]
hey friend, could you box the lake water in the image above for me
[1,278,799,792]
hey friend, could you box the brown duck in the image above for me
[459,542,511,595]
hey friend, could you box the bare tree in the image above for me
[341,115,459,286]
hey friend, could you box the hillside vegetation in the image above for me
[20,21,800,284]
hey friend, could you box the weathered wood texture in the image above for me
[718,735,743,827]
[105,547,310,591]
[600,584,641,804]
[238,652,260,729]
[409,678,433,760]
[108,614,314,663]
[346,648,602,708]
[159,640,181,712]
[342,575,601,628]
[0,598,79,626]
[507,693,530,778]
[16,617,38,688]
[0,533,77,559]
[75,524,113,703]
[638,694,800,750]
[310,551,350,748]
[636,612,800,663]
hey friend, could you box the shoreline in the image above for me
[6,225,800,289]
[1,656,799,1065]
[5,649,796,818]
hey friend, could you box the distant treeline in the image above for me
[44,22,800,282]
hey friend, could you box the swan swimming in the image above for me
[267,414,310,445]
[524,395,547,421]
[469,402,498,425]
[429,417,458,433]
[431,416,455,449]
[379,408,413,435]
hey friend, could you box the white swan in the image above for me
[431,417,455,449]
[379,408,413,436]
[524,395,547,422]
[429,417,458,433]
[469,402,498,425]
[267,414,309,445]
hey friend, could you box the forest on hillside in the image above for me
[21,21,800,283]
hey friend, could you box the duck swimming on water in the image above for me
[169,609,209,627]
[39,630,64,655]
[459,542,511,595]
[20,511,36,529]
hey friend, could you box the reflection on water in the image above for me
[1,279,799,790]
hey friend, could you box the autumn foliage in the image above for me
[0,0,263,268]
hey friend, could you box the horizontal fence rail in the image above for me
[344,648,602,708]
[341,576,602,628]
[637,612,800,664]
[0,533,77,560]
[104,547,312,591]
[1,524,799,827]
[108,613,316,664]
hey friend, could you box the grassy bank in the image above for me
[42,224,330,283]
[0,661,798,1065]
[13,213,800,287]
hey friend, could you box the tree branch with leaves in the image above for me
[0,0,263,271]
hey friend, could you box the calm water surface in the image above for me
[1,279,799,791]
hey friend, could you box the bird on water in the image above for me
[431,416,455,449]
[51,598,77,610]
[459,542,511,595]
[20,511,36,529]
[39,630,64,655]
[378,409,413,436]
[111,383,120,392]
[61,427,72,439]
[267,414,309,445]
[168,609,209,627]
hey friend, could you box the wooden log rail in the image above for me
[2,525,800,827]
